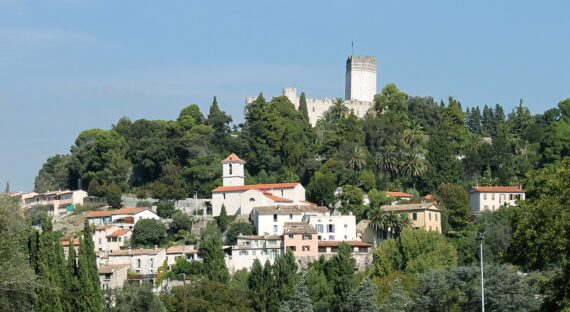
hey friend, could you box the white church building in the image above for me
[211,153,308,216]
[246,55,378,126]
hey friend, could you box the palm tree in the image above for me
[404,120,424,147]
[385,211,413,238]
[368,208,389,243]
[346,146,367,171]
[374,146,400,179]
[330,98,349,122]
[401,151,427,189]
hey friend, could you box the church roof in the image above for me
[222,153,246,164]
[212,182,300,193]
[253,190,294,203]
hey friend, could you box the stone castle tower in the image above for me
[345,56,377,102]
[246,55,378,126]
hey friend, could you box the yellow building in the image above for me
[380,202,442,233]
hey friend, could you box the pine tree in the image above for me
[344,278,379,312]
[263,260,279,312]
[200,223,229,283]
[278,277,314,312]
[217,204,230,233]
[299,92,309,121]
[64,240,80,311]
[472,106,482,134]
[4,181,9,193]
[207,96,232,148]
[77,220,103,312]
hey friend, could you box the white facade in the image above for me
[307,214,357,241]
[99,264,129,290]
[107,248,167,276]
[222,154,245,187]
[23,190,88,217]
[166,245,200,267]
[345,56,377,102]
[252,205,330,236]
[212,183,306,216]
[226,235,283,272]
[469,186,526,213]
[111,209,160,229]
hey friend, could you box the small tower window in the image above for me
[229,164,233,175]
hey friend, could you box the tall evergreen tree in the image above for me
[274,250,299,302]
[65,244,80,312]
[35,218,64,312]
[77,220,103,312]
[344,278,379,312]
[206,96,233,149]
[328,242,355,312]
[299,92,309,121]
[248,259,267,312]
[278,277,314,312]
[200,223,229,283]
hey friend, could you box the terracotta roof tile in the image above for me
[86,207,148,218]
[166,245,198,254]
[212,182,300,193]
[387,191,414,198]
[318,241,371,248]
[61,239,80,247]
[109,248,164,256]
[254,190,294,203]
[222,153,246,163]
[98,264,130,274]
[254,205,329,215]
[107,229,130,237]
[380,202,440,212]
[283,222,317,235]
[470,186,525,193]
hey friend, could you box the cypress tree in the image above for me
[263,260,279,312]
[299,92,309,121]
[77,220,103,312]
[248,259,266,312]
[65,244,80,311]
[274,249,299,302]
[328,242,355,312]
[35,218,64,312]
[200,223,229,283]
[217,204,230,233]
[472,106,482,134]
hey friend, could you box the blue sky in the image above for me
[1,0,569,192]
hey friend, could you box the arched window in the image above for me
[229,164,233,175]
[249,198,255,202]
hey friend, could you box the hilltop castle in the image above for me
[246,55,377,126]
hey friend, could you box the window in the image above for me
[412,213,417,220]
[312,107,315,112]
[268,240,275,245]
[99,238,102,244]
[289,214,293,220]
[302,245,310,252]
[344,235,347,239]
[491,194,495,200]
[328,235,335,240]
[104,273,111,281]
[429,213,432,221]
[119,237,122,242]
[261,250,267,255]
[273,225,278,233]
[344,224,348,229]
[229,164,233,175]
[223,193,226,199]
[249,198,255,202]
[288,234,294,239]
[136,259,141,268]
[483,194,487,200]
[435,214,438,221]
[251,250,256,256]
[302,234,312,240]
[327,224,335,233]
[239,250,249,256]
[273,214,278,222]
[484,205,489,210]
[281,190,284,196]
[150,258,154,268]
[287,246,296,252]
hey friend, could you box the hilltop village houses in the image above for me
[55,153,531,290]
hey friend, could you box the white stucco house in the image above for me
[211,154,309,216]
[469,186,526,213]
[93,225,131,252]
[226,235,283,272]
[107,248,166,276]
[87,208,159,229]
[252,205,330,236]
[307,213,357,241]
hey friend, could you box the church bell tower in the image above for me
[222,153,245,186]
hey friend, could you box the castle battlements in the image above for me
[246,55,378,126]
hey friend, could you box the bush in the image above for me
[132,219,167,247]
[225,222,254,245]
[25,205,49,226]
[156,201,175,218]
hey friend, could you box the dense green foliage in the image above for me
[200,223,230,283]
[131,219,167,247]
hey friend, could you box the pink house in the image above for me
[283,222,318,268]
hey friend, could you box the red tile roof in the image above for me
[424,194,433,200]
[318,241,371,247]
[255,190,293,203]
[86,207,147,218]
[107,229,130,237]
[387,191,414,198]
[212,182,300,193]
[471,186,525,193]
[96,225,114,230]
[222,153,246,164]
[61,239,80,247]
